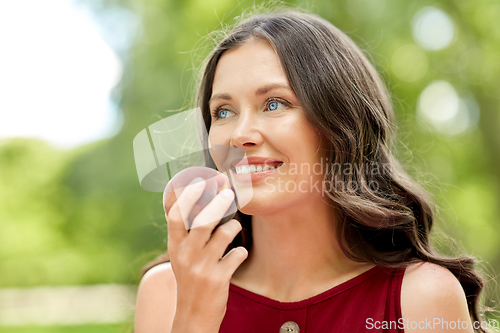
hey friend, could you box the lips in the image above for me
[230,156,284,168]
[229,160,284,184]
[233,162,284,174]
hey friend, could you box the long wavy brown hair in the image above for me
[142,6,491,331]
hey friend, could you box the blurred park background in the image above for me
[1,0,499,331]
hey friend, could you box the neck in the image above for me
[232,195,372,301]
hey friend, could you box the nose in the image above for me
[229,109,264,148]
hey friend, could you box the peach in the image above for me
[163,166,237,231]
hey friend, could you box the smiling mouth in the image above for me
[231,162,284,175]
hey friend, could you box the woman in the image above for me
[134,8,490,333]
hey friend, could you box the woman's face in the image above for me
[208,38,327,215]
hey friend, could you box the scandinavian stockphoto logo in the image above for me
[365,317,499,330]
[133,107,209,192]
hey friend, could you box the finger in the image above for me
[214,173,231,190]
[219,246,248,274]
[190,188,235,230]
[204,219,242,261]
[187,188,235,247]
[166,177,206,241]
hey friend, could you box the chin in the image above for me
[237,196,284,216]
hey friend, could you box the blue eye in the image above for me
[211,98,289,121]
[269,101,279,111]
[211,108,235,120]
[266,98,288,111]
[220,110,231,119]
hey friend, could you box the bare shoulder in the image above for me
[134,262,177,333]
[402,261,463,296]
[141,262,177,287]
[401,261,474,332]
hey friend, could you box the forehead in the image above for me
[211,39,289,93]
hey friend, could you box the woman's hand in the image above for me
[166,177,248,333]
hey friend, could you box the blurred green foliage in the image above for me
[0,0,499,317]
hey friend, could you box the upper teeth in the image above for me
[234,164,280,175]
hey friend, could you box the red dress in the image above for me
[219,265,406,333]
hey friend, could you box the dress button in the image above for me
[280,321,300,333]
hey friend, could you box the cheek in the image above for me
[208,130,224,150]
[289,126,322,167]
[301,124,322,153]
[208,125,232,147]
[207,131,215,163]
[208,130,226,168]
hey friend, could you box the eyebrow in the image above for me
[209,83,292,104]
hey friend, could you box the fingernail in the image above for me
[221,188,234,198]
